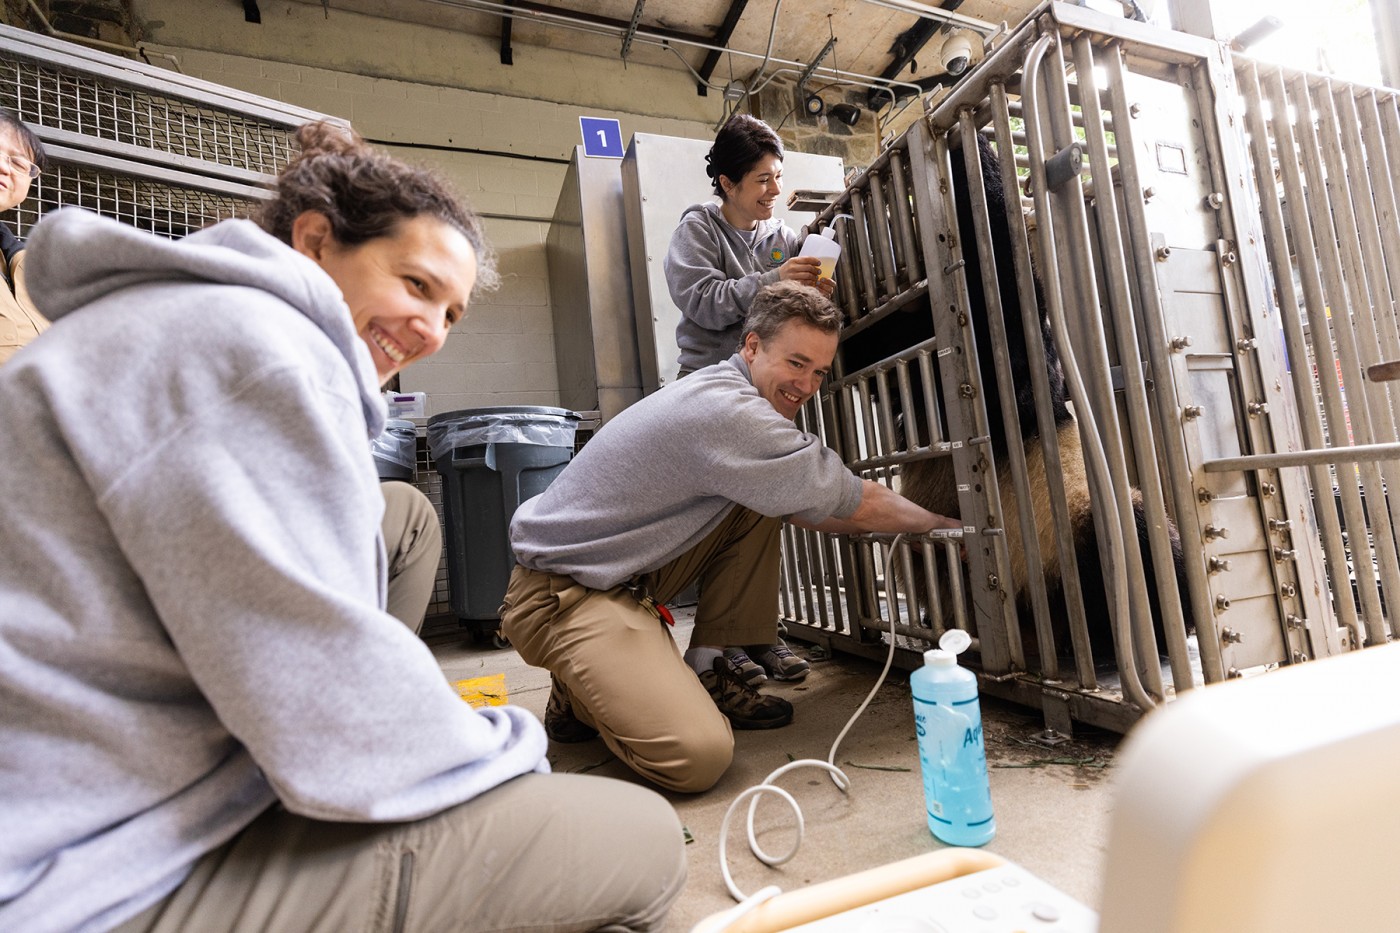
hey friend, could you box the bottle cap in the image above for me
[822,226,838,239]
[925,648,957,667]
[939,628,972,656]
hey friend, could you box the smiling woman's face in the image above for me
[295,213,478,384]
[719,155,783,231]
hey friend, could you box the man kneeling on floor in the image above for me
[501,280,958,793]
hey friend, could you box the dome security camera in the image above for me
[940,32,974,77]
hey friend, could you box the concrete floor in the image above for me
[429,609,1121,932]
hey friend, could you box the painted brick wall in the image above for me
[136,5,721,417]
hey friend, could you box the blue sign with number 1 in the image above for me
[579,116,624,159]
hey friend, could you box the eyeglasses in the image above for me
[0,151,39,179]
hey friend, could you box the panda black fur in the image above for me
[841,132,1190,663]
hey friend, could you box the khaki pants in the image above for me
[381,481,442,635]
[501,506,781,793]
[112,772,686,933]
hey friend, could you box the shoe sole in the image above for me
[766,669,809,683]
[545,719,600,744]
[728,712,794,730]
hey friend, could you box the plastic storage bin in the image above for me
[371,419,418,481]
[427,406,579,623]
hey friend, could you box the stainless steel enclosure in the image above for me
[783,3,1397,734]
[546,148,645,423]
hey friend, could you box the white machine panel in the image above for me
[782,863,1097,933]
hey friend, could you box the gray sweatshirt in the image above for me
[0,210,547,933]
[663,202,802,372]
[510,354,863,590]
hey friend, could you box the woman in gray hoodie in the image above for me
[0,122,683,933]
[663,114,834,377]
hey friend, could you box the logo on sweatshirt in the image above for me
[769,247,786,265]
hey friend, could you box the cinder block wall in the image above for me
[127,0,723,416]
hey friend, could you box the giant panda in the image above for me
[838,131,1190,665]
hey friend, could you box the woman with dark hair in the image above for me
[663,113,834,377]
[0,109,48,365]
[0,121,684,933]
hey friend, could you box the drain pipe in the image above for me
[22,0,183,72]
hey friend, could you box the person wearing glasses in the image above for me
[0,109,46,366]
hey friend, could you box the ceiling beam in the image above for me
[695,0,750,97]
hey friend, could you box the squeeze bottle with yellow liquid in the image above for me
[798,225,842,282]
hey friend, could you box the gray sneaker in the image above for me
[722,646,767,686]
[754,641,810,682]
[699,657,794,729]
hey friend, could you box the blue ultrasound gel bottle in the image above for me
[911,629,996,846]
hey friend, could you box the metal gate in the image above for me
[780,2,1397,735]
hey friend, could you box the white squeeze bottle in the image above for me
[798,220,845,281]
[911,629,996,846]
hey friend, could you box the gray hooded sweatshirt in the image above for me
[0,210,547,933]
[663,202,802,372]
[510,353,863,590]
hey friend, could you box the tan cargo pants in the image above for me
[381,480,442,634]
[111,772,686,933]
[501,505,782,793]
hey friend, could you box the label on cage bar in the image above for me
[957,484,970,492]
[937,347,954,357]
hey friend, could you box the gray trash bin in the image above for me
[371,419,417,481]
[428,406,579,624]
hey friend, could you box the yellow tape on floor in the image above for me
[453,673,508,708]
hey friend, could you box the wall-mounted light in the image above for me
[804,94,826,117]
[828,103,862,127]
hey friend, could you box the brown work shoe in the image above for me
[544,676,599,744]
[699,657,794,729]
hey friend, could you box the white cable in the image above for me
[714,533,909,916]
[744,0,787,96]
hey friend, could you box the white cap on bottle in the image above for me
[925,631,971,667]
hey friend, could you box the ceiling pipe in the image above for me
[427,0,924,102]
[856,0,998,35]
[21,0,184,72]
[695,0,751,96]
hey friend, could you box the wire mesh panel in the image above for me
[783,4,1399,736]
[2,160,258,238]
[0,54,299,175]
[0,22,333,241]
